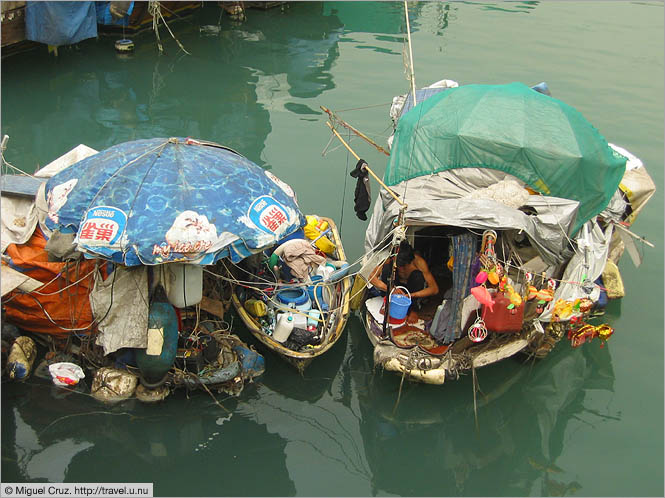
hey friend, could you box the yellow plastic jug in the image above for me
[304,215,336,254]
[244,299,267,317]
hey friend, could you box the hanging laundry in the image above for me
[349,159,371,221]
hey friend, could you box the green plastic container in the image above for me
[135,301,179,385]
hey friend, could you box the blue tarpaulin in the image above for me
[25,1,97,46]
[95,1,135,27]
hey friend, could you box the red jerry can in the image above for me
[481,290,524,333]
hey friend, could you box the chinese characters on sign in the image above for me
[248,196,289,234]
[79,221,117,242]
[260,206,287,232]
[77,207,126,247]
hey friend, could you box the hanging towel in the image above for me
[349,159,371,221]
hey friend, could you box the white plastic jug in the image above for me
[273,312,294,343]
[292,311,308,330]
[165,263,202,308]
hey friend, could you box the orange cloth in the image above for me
[3,228,101,336]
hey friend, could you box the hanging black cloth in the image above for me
[349,159,371,221]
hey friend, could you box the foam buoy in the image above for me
[115,39,134,53]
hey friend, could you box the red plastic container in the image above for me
[481,290,524,333]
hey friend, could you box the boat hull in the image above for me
[231,216,352,372]
[361,306,536,385]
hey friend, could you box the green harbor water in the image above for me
[1,2,663,496]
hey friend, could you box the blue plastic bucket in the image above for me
[389,286,412,320]
[307,275,328,311]
[276,287,311,311]
[307,275,323,301]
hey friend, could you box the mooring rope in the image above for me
[149,1,191,55]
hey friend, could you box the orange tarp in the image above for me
[2,228,101,336]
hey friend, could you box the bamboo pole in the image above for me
[614,222,655,248]
[381,205,406,339]
[404,1,417,107]
[320,106,390,156]
[325,121,406,208]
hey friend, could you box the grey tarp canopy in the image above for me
[364,167,580,266]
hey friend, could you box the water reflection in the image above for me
[349,324,616,496]
[3,1,656,495]
[460,1,540,14]
[1,379,298,496]
[0,2,346,171]
[1,312,617,495]
[230,327,376,496]
[323,2,407,35]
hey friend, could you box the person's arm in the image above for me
[368,259,388,292]
[410,255,439,298]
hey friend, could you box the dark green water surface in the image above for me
[1,2,663,496]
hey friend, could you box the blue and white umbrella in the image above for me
[43,137,306,265]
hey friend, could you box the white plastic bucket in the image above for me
[165,263,202,308]
[48,362,85,387]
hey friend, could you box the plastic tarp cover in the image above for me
[1,196,39,253]
[25,1,97,46]
[385,82,627,235]
[539,219,612,322]
[95,1,134,26]
[91,265,149,355]
[364,167,580,266]
[2,145,98,252]
[3,228,98,335]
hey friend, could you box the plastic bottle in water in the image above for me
[6,336,37,380]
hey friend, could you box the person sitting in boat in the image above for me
[369,240,439,323]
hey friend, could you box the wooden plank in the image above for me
[1,174,44,198]
[248,2,287,9]
[199,295,227,319]
[34,144,98,178]
[472,338,528,368]
[1,5,26,47]
[1,3,26,14]
[1,264,42,297]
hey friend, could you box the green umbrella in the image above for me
[385,82,627,235]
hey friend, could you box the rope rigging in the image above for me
[148,1,191,55]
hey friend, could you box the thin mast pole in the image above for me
[404,0,417,107]
[381,205,407,339]
[325,122,409,337]
[326,121,406,208]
